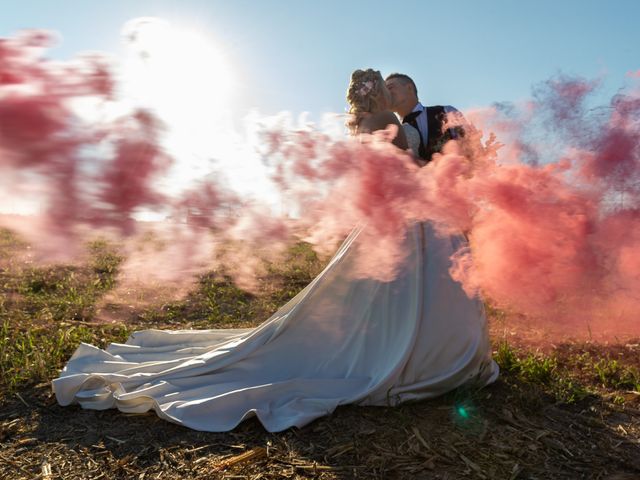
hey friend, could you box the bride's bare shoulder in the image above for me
[358,111,400,132]
[357,111,407,149]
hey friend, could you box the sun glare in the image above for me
[122,18,233,105]
[120,18,237,193]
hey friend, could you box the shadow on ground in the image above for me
[1,368,639,480]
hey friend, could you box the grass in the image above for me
[0,234,131,393]
[494,341,592,405]
[0,231,327,394]
[1,229,638,402]
[0,320,130,392]
[1,228,640,479]
[593,357,640,391]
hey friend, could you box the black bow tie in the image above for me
[402,110,422,124]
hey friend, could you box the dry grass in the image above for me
[1,228,639,479]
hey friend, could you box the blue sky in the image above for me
[2,0,640,121]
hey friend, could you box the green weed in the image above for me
[593,357,640,391]
[0,319,131,392]
[494,342,589,404]
[1,230,637,411]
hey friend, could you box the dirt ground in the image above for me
[0,233,638,479]
[1,341,639,480]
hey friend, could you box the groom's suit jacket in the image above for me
[406,104,465,164]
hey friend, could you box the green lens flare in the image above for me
[456,405,469,419]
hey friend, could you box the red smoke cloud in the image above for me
[1,29,639,338]
[0,30,171,238]
[94,110,173,233]
[440,81,639,335]
[262,77,640,336]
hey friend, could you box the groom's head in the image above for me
[385,73,418,117]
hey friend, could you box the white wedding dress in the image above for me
[53,125,498,432]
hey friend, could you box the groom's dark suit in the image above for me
[402,104,464,164]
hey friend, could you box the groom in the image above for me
[385,73,463,164]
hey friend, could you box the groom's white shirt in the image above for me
[408,102,459,143]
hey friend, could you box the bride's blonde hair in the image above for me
[346,69,386,133]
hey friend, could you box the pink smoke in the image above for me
[443,81,640,334]
[1,28,639,338]
[264,126,428,281]
[93,110,173,233]
[261,77,640,335]
[0,31,172,239]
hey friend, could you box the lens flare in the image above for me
[456,405,470,420]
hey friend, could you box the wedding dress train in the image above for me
[53,221,498,432]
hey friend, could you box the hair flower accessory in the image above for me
[356,80,374,97]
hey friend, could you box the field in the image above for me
[0,227,639,479]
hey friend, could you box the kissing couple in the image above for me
[53,69,498,433]
[348,68,464,166]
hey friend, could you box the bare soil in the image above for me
[1,338,639,480]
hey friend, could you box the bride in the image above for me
[53,69,499,433]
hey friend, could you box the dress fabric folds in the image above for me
[53,223,498,432]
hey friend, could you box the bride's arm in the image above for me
[357,111,408,150]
